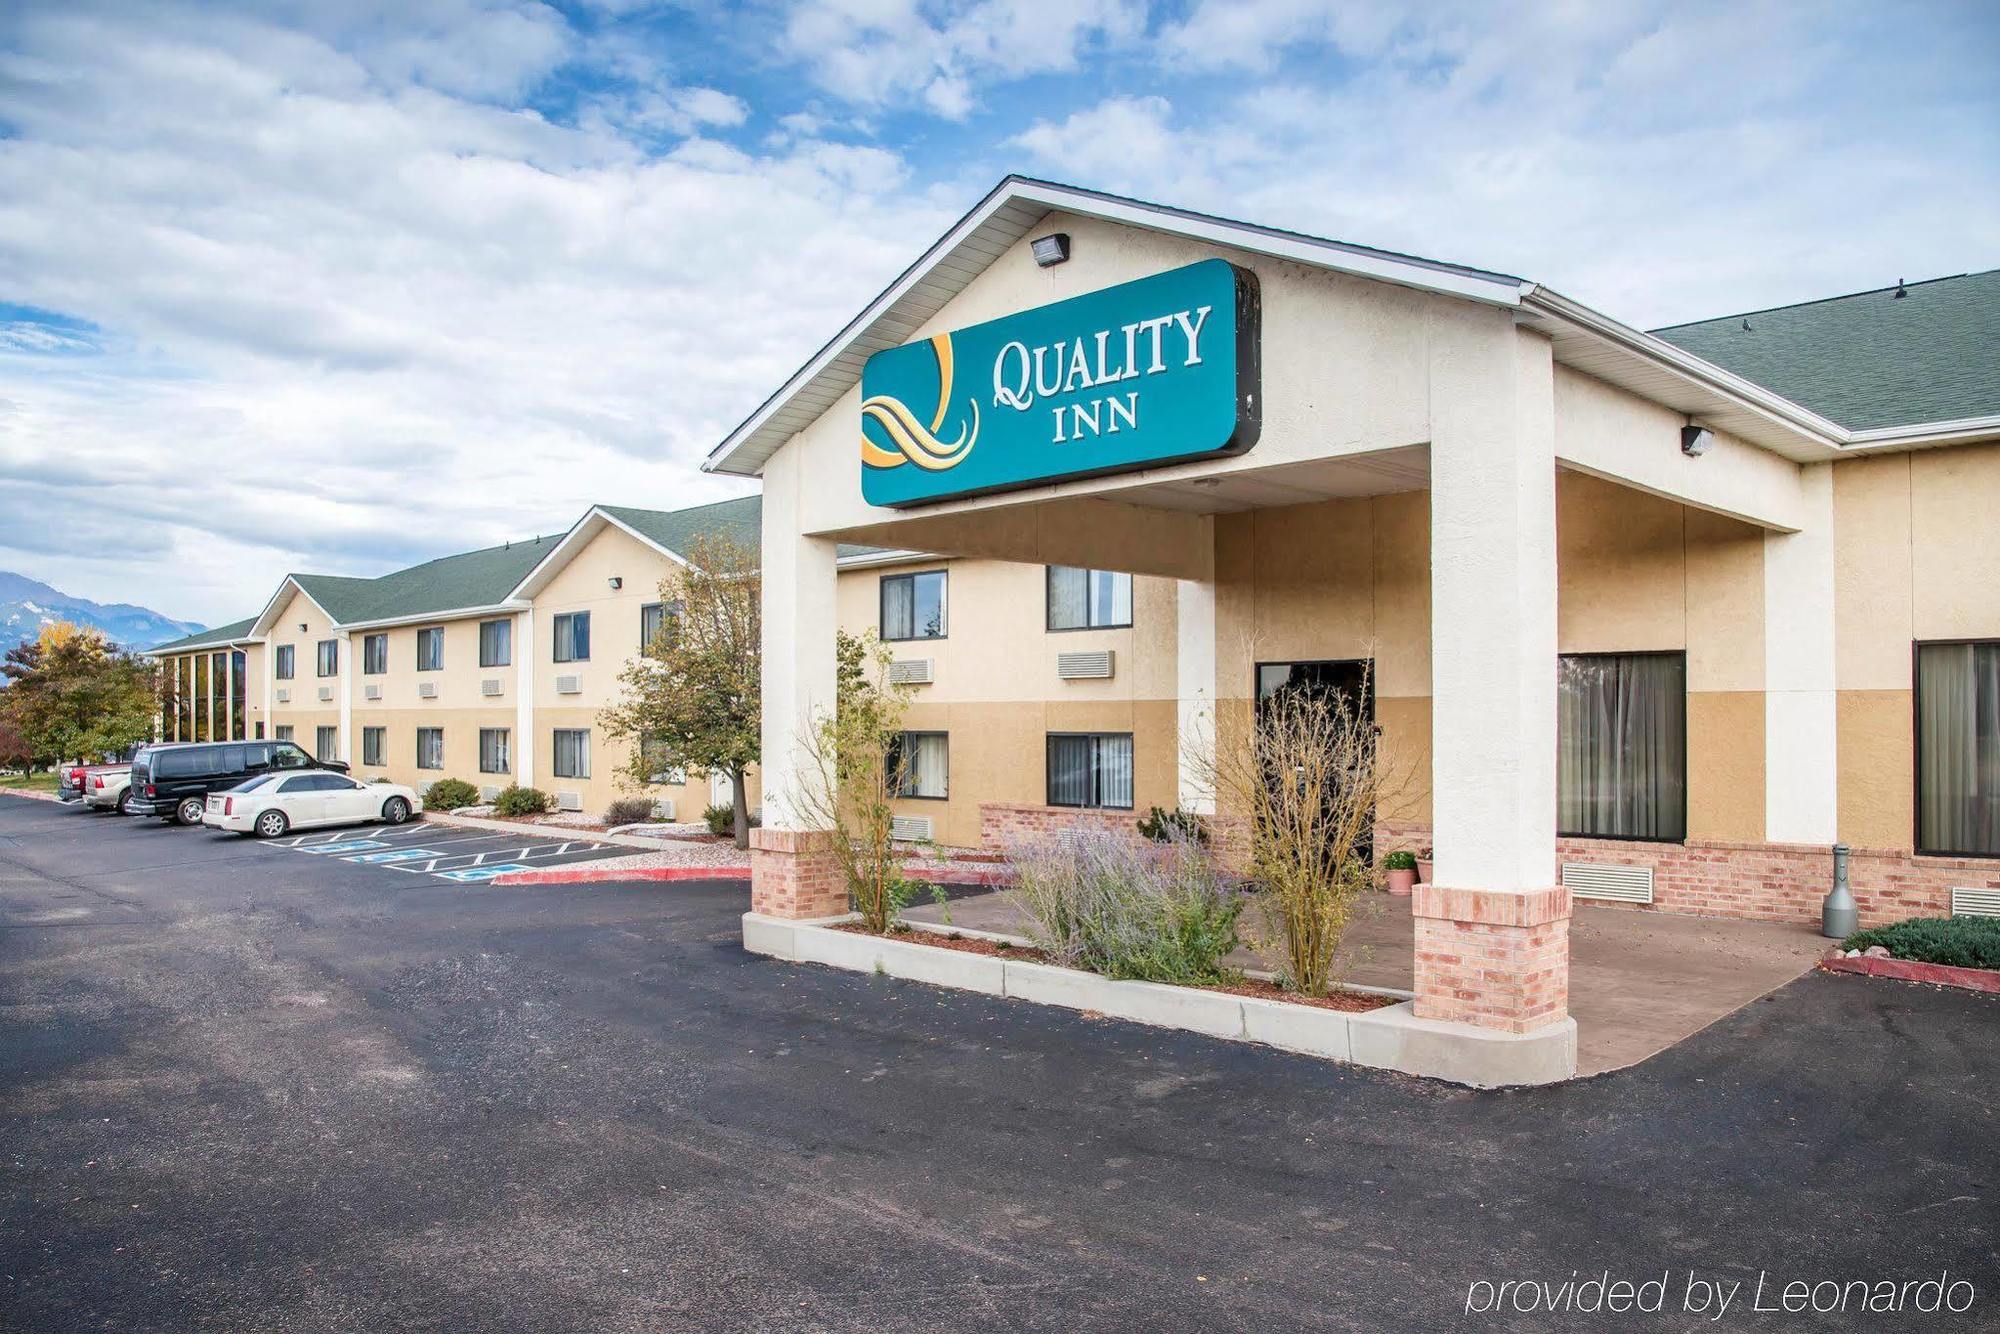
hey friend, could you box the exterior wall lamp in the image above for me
[1031,233,1071,267]
[608,577,623,590]
[1680,423,1713,458]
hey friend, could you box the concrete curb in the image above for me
[742,912,1576,1088]
[1821,955,2000,995]
[489,861,1009,888]
[0,786,64,804]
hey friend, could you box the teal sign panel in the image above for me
[860,259,1260,507]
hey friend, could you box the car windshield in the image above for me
[227,775,278,793]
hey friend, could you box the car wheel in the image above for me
[176,796,205,825]
[256,809,290,838]
[381,796,411,825]
[116,790,131,815]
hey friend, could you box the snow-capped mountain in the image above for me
[0,571,203,651]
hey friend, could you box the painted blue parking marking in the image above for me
[347,847,449,863]
[434,863,533,883]
[301,839,390,855]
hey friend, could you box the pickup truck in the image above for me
[82,766,135,814]
[59,761,132,804]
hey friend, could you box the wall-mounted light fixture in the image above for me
[1031,233,1071,268]
[298,622,308,632]
[608,576,623,590]
[1680,422,1713,458]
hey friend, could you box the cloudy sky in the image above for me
[2,0,1995,627]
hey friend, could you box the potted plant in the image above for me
[1415,847,1434,885]
[1381,849,1418,896]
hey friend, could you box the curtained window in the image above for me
[880,571,947,641]
[1046,566,1133,631]
[479,728,511,774]
[479,620,511,668]
[554,728,591,779]
[553,612,591,663]
[1558,653,1686,840]
[416,627,444,672]
[363,634,388,675]
[1046,733,1135,809]
[316,726,339,763]
[1917,641,2000,856]
[890,732,949,799]
[416,727,444,770]
[362,727,385,767]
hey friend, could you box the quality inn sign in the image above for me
[859,259,1261,507]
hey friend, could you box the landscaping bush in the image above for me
[1006,827,1241,985]
[422,777,480,812]
[1843,916,2000,971]
[1137,805,1211,846]
[703,802,733,837]
[1380,849,1417,871]
[605,796,658,826]
[492,784,552,817]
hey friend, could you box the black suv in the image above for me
[126,740,349,825]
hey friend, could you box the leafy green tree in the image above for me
[1,621,159,767]
[599,532,760,849]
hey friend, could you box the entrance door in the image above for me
[1254,659,1376,864]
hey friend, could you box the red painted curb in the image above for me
[1821,955,2000,995]
[492,862,1016,888]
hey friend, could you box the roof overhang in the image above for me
[248,576,339,640]
[506,506,689,603]
[142,634,262,658]
[337,603,528,632]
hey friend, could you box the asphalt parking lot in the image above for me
[1,794,1995,1331]
[263,816,636,883]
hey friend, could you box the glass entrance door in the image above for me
[1254,659,1376,864]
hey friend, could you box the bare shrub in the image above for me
[605,796,657,826]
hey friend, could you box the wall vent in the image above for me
[275,688,290,704]
[479,785,502,801]
[316,686,334,703]
[1057,649,1115,680]
[556,790,584,812]
[556,674,582,695]
[890,815,935,842]
[886,659,934,686]
[1562,860,1654,905]
[363,683,382,701]
[1950,887,2000,919]
[417,681,438,699]
[481,678,503,697]
[416,780,434,797]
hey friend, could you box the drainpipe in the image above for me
[1821,844,1857,940]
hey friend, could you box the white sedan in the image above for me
[203,772,421,838]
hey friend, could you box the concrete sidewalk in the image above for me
[902,891,1830,1077]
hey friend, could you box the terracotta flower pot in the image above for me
[1415,858,1434,885]
[1386,867,1417,896]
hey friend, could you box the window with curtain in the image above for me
[416,627,444,672]
[1558,652,1687,840]
[479,619,511,668]
[480,728,511,774]
[554,728,590,779]
[316,640,338,677]
[363,633,388,675]
[639,735,685,784]
[640,601,682,657]
[416,727,444,770]
[1046,566,1133,631]
[275,645,294,680]
[553,612,591,663]
[274,725,294,743]
[1046,733,1135,809]
[362,727,385,767]
[1917,641,2000,857]
[315,726,338,762]
[880,571,947,641]
[890,732,949,799]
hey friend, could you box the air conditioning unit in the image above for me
[481,678,503,697]
[555,675,582,695]
[275,688,290,703]
[479,785,502,801]
[650,798,675,821]
[1950,887,2000,919]
[556,790,584,812]
[891,815,935,842]
[886,659,934,686]
[363,683,382,701]
[416,780,434,797]
[417,681,438,699]
[1056,650,1115,680]
[316,686,334,702]
[1562,861,1654,905]
[648,768,687,786]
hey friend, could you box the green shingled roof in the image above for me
[1651,270,2000,431]
[290,538,557,624]
[148,617,259,654]
[602,496,885,561]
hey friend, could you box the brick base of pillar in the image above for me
[1412,885,1571,1034]
[749,828,847,920]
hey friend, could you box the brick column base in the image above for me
[750,828,847,920]
[1412,885,1571,1034]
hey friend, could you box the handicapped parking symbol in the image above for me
[435,864,532,883]
[302,840,390,855]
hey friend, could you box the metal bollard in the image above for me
[1822,843,1857,940]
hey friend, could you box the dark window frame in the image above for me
[553,728,591,779]
[415,727,444,771]
[274,645,294,680]
[415,626,445,672]
[553,612,591,664]
[879,570,948,642]
[1045,565,1135,633]
[478,619,512,669]
[361,726,385,768]
[1556,648,1689,845]
[314,725,338,762]
[1044,731,1136,811]
[362,633,388,676]
[889,730,950,801]
[1913,637,2000,860]
[479,727,511,775]
[315,639,339,678]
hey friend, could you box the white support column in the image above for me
[261,641,273,740]
[1417,317,1572,1043]
[1175,517,1218,815]
[1762,462,1838,845]
[334,630,352,763]
[222,647,234,741]
[515,609,536,784]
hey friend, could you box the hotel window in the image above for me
[416,727,445,770]
[1047,566,1133,631]
[1557,652,1687,841]
[640,601,680,657]
[416,627,444,672]
[890,731,949,799]
[479,727,511,775]
[316,639,338,677]
[315,726,338,763]
[274,725,294,743]
[361,727,385,768]
[553,728,590,779]
[1916,640,2000,857]
[363,633,388,675]
[553,612,591,663]
[275,645,294,680]
[479,619,511,668]
[881,570,946,641]
[639,735,685,785]
[1046,733,1134,810]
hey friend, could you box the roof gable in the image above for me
[146,616,258,654]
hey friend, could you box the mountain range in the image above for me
[1,570,204,653]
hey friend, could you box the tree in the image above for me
[599,532,760,849]
[1,621,159,768]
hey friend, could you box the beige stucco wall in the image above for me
[351,704,516,788]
